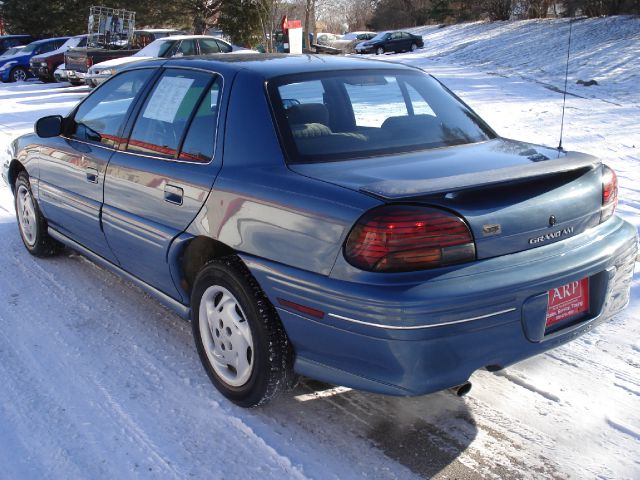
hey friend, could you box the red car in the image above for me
[29,35,88,83]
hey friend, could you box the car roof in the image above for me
[1,35,32,38]
[160,35,228,41]
[32,37,70,44]
[136,29,184,33]
[132,54,416,79]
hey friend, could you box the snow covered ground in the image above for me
[0,16,639,479]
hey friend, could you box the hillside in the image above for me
[408,16,640,104]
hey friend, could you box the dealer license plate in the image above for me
[546,278,589,328]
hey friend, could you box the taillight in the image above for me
[601,164,618,223]
[86,57,93,68]
[344,205,476,272]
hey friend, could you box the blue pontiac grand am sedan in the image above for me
[3,55,637,407]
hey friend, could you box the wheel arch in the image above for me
[178,235,236,298]
[7,159,26,194]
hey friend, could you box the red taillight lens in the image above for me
[86,57,93,68]
[345,205,476,272]
[601,164,618,223]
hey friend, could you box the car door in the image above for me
[402,32,413,50]
[102,68,223,300]
[390,32,403,51]
[37,68,156,261]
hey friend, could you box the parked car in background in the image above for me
[0,35,34,55]
[65,29,185,86]
[85,35,251,87]
[355,30,424,54]
[315,31,376,54]
[315,32,342,46]
[53,63,68,82]
[0,37,69,82]
[30,35,88,83]
[4,55,637,408]
[0,45,26,59]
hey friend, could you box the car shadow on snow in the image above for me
[263,378,479,478]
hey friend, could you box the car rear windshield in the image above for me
[269,70,495,163]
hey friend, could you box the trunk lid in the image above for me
[290,138,603,259]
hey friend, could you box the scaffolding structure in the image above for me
[87,6,136,49]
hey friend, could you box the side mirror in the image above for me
[35,115,63,138]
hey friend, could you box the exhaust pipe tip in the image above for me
[450,381,472,397]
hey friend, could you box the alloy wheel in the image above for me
[12,68,27,82]
[199,285,254,387]
[16,184,37,246]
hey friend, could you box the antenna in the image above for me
[558,18,573,151]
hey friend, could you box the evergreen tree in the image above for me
[218,0,262,47]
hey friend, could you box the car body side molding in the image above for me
[48,227,191,320]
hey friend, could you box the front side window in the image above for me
[270,70,495,163]
[127,69,214,159]
[72,68,154,147]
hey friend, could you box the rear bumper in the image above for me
[66,70,86,81]
[242,217,638,395]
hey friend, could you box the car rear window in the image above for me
[269,70,495,163]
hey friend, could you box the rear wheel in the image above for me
[376,46,384,55]
[14,172,61,257]
[191,256,293,407]
[10,66,28,82]
[410,43,418,52]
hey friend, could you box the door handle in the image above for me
[86,167,98,183]
[164,184,183,205]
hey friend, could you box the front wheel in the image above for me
[10,66,28,82]
[14,172,62,256]
[376,46,384,55]
[191,256,293,407]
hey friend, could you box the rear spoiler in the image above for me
[360,152,600,200]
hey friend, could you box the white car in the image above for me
[53,63,68,82]
[85,35,255,87]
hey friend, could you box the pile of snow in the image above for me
[408,16,640,104]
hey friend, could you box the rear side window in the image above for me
[270,70,495,163]
[126,69,214,159]
[72,68,154,147]
[178,80,222,163]
[216,40,232,53]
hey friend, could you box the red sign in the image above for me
[287,20,302,29]
[281,15,288,34]
[546,278,589,328]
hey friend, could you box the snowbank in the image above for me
[409,16,640,104]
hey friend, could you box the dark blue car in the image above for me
[3,55,637,407]
[0,37,69,82]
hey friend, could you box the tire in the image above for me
[10,66,28,82]
[68,79,83,86]
[410,43,417,52]
[376,46,384,55]
[14,172,62,257]
[191,255,294,407]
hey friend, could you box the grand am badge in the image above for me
[529,226,574,245]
